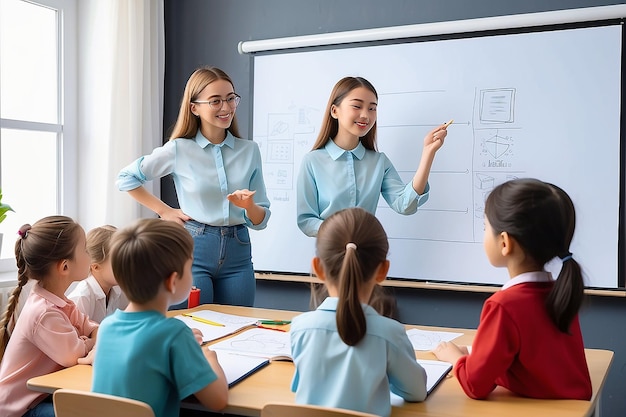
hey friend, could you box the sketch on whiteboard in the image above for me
[480,88,515,123]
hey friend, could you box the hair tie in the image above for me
[17,224,32,239]
[560,253,573,262]
[345,242,357,251]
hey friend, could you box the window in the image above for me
[0,0,77,268]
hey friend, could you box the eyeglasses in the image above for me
[192,94,241,110]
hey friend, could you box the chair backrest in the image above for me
[53,388,155,417]
[261,402,379,417]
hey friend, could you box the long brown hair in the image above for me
[484,178,583,333]
[311,77,378,151]
[169,66,241,140]
[0,216,83,360]
[315,208,389,346]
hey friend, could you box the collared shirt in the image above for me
[297,139,429,236]
[0,284,99,417]
[117,131,270,229]
[68,275,129,323]
[290,297,427,417]
[501,270,553,290]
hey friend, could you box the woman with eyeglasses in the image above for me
[117,66,270,307]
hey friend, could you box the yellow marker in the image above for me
[443,119,454,128]
[182,313,225,327]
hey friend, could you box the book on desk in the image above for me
[209,327,451,395]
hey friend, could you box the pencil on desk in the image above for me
[182,313,225,327]
[256,325,287,332]
[256,320,291,325]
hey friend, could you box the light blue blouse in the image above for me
[290,297,427,417]
[117,131,270,229]
[296,139,429,236]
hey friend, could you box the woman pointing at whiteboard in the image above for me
[296,76,449,314]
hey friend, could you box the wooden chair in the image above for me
[53,388,155,417]
[261,402,379,417]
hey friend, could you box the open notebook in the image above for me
[210,327,292,361]
[417,359,453,395]
[209,327,291,388]
[175,310,261,343]
[214,350,270,387]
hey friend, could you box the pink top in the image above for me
[0,283,98,417]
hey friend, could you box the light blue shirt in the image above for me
[117,131,270,229]
[290,297,427,417]
[93,310,217,417]
[297,139,429,236]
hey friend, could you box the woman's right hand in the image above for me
[159,208,191,225]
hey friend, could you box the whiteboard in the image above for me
[249,24,623,288]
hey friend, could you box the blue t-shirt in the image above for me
[93,310,217,417]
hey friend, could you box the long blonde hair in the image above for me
[169,66,241,140]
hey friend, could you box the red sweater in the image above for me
[454,282,592,400]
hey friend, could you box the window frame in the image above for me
[0,0,77,273]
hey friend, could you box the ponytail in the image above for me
[0,229,31,360]
[336,245,367,346]
[546,256,585,333]
[315,208,389,347]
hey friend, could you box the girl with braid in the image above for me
[0,216,98,417]
[434,178,592,400]
[290,207,427,417]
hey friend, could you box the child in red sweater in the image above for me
[433,178,592,400]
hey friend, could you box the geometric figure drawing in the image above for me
[475,173,495,190]
[484,132,513,159]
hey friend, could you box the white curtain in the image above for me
[77,0,164,230]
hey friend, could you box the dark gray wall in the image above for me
[163,1,626,416]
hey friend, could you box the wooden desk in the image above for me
[27,304,613,417]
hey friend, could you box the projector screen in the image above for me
[249,22,623,288]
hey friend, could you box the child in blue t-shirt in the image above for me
[91,218,228,417]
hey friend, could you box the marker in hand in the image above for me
[443,119,454,128]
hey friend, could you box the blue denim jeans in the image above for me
[176,220,255,307]
[22,397,54,417]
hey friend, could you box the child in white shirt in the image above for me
[68,225,128,323]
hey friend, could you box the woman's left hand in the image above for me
[227,189,257,210]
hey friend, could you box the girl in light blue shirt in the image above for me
[117,67,270,307]
[297,76,448,237]
[297,76,448,315]
[290,207,427,417]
